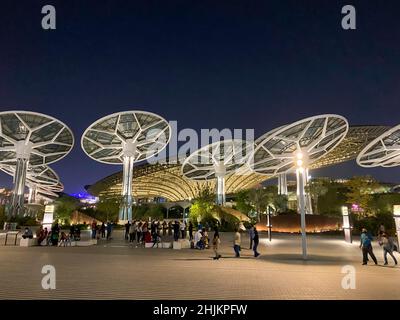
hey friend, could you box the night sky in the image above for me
[0,0,400,193]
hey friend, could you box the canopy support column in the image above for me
[119,155,134,223]
[11,157,28,216]
[278,173,288,195]
[296,167,307,260]
[216,175,226,206]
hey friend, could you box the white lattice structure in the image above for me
[357,123,400,168]
[81,110,171,222]
[181,139,253,205]
[0,111,74,215]
[0,164,61,203]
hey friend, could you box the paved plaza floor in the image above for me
[0,231,399,300]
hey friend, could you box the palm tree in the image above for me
[249,187,270,222]
[305,178,329,215]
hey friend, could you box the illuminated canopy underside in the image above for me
[87,125,389,202]
[0,111,74,166]
[81,111,171,164]
[251,115,349,175]
[0,164,59,186]
[0,163,63,196]
[357,124,400,168]
[181,140,252,180]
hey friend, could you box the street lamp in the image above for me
[342,206,352,243]
[295,150,307,260]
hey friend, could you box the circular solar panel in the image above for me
[0,111,74,166]
[0,164,60,187]
[181,139,253,180]
[357,124,400,168]
[81,110,171,164]
[251,114,349,175]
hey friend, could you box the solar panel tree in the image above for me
[182,139,253,206]
[0,111,74,216]
[81,110,171,223]
[250,114,349,259]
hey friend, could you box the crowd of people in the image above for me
[122,220,193,248]
[20,218,399,265]
[118,219,263,260]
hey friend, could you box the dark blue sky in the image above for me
[0,0,400,193]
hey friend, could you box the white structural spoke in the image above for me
[357,123,400,168]
[0,111,74,166]
[81,110,171,165]
[250,114,349,176]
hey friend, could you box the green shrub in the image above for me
[352,211,395,236]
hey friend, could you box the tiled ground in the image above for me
[0,231,399,299]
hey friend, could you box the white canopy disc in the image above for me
[250,114,349,175]
[0,111,74,166]
[181,139,253,181]
[81,110,171,164]
[357,124,400,168]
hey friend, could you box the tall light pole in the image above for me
[295,150,307,260]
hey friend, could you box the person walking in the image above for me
[91,220,97,239]
[100,222,106,239]
[233,228,241,258]
[168,221,173,236]
[106,221,113,240]
[379,232,398,265]
[124,221,131,240]
[212,231,221,260]
[248,225,254,249]
[360,228,378,265]
[253,227,260,257]
[180,220,186,239]
[173,221,180,241]
[188,221,193,241]
[136,222,143,245]
[152,229,161,248]
[151,221,156,235]
[142,222,148,243]
[129,221,137,243]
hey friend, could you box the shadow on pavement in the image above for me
[255,253,352,265]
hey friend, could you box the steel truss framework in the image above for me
[0,163,63,202]
[357,123,400,168]
[181,140,252,205]
[81,110,171,221]
[87,125,389,202]
[0,111,73,215]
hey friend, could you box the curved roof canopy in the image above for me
[86,125,388,202]
[0,111,74,166]
[250,114,349,175]
[357,123,400,167]
[81,110,171,164]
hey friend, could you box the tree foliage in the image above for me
[95,197,120,222]
[54,194,81,223]
[234,190,253,215]
[345,176,381,217]
[305,178,329,214]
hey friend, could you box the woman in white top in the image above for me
[180,221,186,239]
